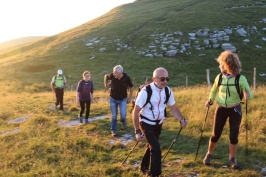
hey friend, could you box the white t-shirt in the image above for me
[135,82,175,125]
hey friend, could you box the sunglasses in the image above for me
[156,77,170,82]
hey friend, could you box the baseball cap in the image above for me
[57,69,63,74]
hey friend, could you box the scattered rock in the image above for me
[99,48,106,52]
[224,29,233,34]
[243,39,250,43]
[237,28,247,36]
[154,53,163,57]
[58,115,108,127]
[7,116,30,124]
[196,29,209,37]
[213,44,220,48]
[188,33,196,37]
[145,54,153,57]
[108,133,134,146]
[165,50,178,57]
[222,43,236,52]
[85,43,93,46]
[198,54,206,57]
[1,128,20,135]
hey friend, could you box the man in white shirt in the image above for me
[132,67,188,177]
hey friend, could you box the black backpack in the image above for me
[217,73,244,100]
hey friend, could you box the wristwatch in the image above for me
[180,117,187,124]
[135,129,142,135]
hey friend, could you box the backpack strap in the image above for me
[164,86,171,104]
[218,73,223,87]
[235,74,243,100]
[142,85,152,108]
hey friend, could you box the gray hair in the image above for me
[113,65,123,73]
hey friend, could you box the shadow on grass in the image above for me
[91,115,265,176]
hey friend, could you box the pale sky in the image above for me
[0,0,135,44]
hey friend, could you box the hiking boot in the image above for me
[146,171,151,176]
[84,119,89,124]
[78,116,83,123]
[229,157,239,169]
[111,131,116,137]
[203,153,212,165]
[55,105,58,110]
[122,121,127,130]
[140,166,149,175]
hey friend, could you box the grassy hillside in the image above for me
[0,36,46,53]
[0,0,266,93]
[0,86,265,176]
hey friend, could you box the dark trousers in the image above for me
[211,104,242,144]
[55,88,64,110]
[79,100,91,119]
[140,122,162,176]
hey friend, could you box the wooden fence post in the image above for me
[186,75,188,88]
[206,69,211,88]
[253,68,256,94]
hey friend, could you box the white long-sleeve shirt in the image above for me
[135,82,175,125]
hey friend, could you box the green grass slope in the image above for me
[1,0,266,93]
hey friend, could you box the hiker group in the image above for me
[51,50,253,177]
[50,70,94,124]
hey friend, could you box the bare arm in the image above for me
[104,75,110,88]
[76,92,79,102]
[169,104,188,128]
[91,93,94,103]
[64,82,67,88]
[132,105,143,141]
[50,82,55,91]
[132,105,141,130]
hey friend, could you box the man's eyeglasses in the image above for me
[156,77,170,82]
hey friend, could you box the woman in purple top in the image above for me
[76,71,94,124]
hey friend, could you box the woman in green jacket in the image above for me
[203,51,253,169]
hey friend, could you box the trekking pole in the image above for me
[121,134,143,166]
[245,98,248,155]
[161,127,183,163]
[195,101,211,161]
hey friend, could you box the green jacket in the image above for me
[209,74,253,107]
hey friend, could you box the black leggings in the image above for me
[140,122,162,176]
[211,104,242,145]
[79,100,91,119]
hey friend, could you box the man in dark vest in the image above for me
[104,65,134,136]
